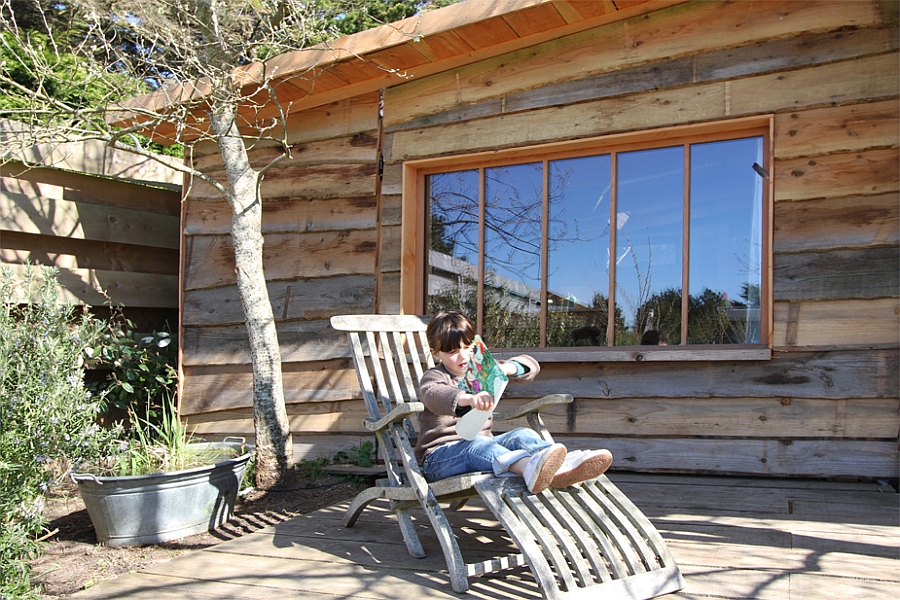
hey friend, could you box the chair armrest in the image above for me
[494,393,573,422]
[364,402,425,432]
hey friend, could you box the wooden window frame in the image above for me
[401,116,774,362]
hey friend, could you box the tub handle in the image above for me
[70,472,103,485]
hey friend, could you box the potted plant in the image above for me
[70,403,252,547]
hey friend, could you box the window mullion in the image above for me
[540,160,549,347]
[607,152,618,347]
[477,167,485,336]
[681,144,690,345]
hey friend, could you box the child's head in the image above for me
[426,310,475,353]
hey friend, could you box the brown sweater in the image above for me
[414,354,540,464]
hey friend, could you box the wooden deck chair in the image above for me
[331,314,684,600]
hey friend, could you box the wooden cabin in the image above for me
[177,0,899,480]
[1,137,182,330]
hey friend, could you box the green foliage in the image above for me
[333,441,375,468]
[86,315,178,426]
[80,401,238,478]
[317,0,458,38]
[295,456,329,483]
[0,29,140,125]
[0,265,121,599]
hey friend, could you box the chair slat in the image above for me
[365,331,393,416]
[525,492,596,586]
[581,480,660,572]
[508,493,579,592]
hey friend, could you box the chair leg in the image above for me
[343,486,427,559]
[419,489,470,593]
[342,486,384,527]
[395,508,426,559]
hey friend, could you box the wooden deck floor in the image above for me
[72,473,899,599]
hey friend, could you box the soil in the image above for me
[29,472,374,599]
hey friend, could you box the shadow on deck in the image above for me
[71,473,899,599]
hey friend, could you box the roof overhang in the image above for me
[115,0,686,143]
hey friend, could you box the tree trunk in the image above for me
[210,105,293,489]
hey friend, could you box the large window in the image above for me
[408,118,771,356]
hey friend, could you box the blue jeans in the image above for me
[422,427,552,482]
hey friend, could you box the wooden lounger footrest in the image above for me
[473,475,685,600]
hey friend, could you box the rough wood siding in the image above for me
[182,0,899,475]
[375,0,899,478]
[0,162,180,309]
[179,93,382,453]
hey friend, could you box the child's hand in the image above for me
[458,391,495,411]
[501,362,518,377]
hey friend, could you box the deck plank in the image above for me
[71,474,899,600]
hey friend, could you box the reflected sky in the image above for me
[425,135,765,346]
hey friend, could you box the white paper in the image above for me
[455,376,508,440]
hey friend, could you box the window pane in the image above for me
[615,146,684,346]
[689,137,764,344]
[483,163,543,347]
[426,170,480,317]
[547,155,612,347]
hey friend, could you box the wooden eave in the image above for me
[118,0,687,143]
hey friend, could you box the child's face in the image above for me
[434,343,473,378]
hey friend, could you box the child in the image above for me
[415,311,612,494]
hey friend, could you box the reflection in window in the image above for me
[424,130,768,349]
[426,170,479,319]
[548,156,613,347]
[483,164,543,347]
[616,146,684,346]
[689,138,763,344]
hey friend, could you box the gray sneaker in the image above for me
[522,444,567,494]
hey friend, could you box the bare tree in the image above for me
[0,0,425,487]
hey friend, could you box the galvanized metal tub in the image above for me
[71,440,251,547]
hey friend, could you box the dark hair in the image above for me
[426,311,475,352]
[640,329,667,345]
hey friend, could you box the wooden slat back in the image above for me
[331,313,434,422]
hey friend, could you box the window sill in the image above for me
[493,346,771,363]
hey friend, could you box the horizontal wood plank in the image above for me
[387,55,897,162]
[181,275,375,326]
[1,191,180,248]
[185,163,378,201]
[773,298,900,348]
[183,195,377,235]
[180,360,360,415]
[183,229,376,290]
[0,164,181,216]
[189,410,900,478]
[181,320,351,367]
[3,263,177,307]
[773,192,899,253]
[190,131,378,172]
[190,394,898,440]
[581,437,899,479]
[524,348,898,400]
[0,231,178,275]
[774,99,900,160]
[773,246,899,301]
[774,148,899,203]
[499,396,898,439]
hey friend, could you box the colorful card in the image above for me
[455,335,509,440]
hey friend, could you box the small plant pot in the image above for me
[71,440,251,547]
